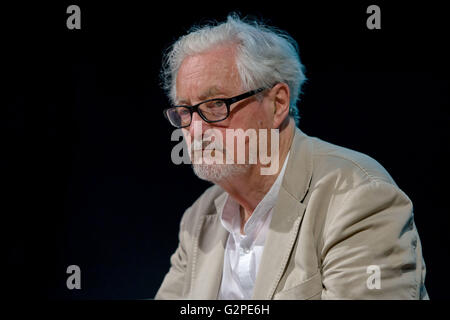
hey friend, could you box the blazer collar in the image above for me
[282,127,314,203]
[252,127,314,299]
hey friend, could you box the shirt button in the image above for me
[243,248,250,254]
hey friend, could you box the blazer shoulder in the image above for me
[181,184,226,228]
[309,136,397,186]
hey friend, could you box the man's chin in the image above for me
[192,163,251,183]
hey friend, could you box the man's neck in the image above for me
[216,118,295,228]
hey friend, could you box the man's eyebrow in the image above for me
[198,86,226,100]
[177,86,226,106]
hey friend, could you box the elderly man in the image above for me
[156,14,428,299]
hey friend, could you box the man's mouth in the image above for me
[192,140,220,151]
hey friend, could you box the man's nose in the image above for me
[189,112,208,137]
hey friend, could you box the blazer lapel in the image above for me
[252,127,313,299]
[189,192,229,299]
[252,188,306,299]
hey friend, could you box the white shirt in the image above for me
[218,153,290,300]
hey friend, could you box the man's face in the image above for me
[175,44,275,182]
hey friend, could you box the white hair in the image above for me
[161,13,307,125]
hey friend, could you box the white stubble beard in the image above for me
[189,134,251,183]
[192,162,250,183]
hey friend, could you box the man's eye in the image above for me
[212,101,225,108]
[178,109,190,115]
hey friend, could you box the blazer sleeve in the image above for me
[154,207,192,300]
[320,179,428,299]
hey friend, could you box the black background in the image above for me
[4,1,449,300]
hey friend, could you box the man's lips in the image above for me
[192,140,220,151]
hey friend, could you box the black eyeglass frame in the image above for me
[163,87,266,128]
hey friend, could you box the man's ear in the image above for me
[271,82,291,129]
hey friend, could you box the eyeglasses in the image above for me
[163,87,265,128]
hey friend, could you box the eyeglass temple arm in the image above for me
[227,87,265,105]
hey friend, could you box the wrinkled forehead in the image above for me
[175,45,242,105]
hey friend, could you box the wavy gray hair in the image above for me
[160,13,307,125]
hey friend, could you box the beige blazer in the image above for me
[155,128,428,299]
